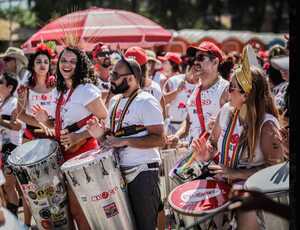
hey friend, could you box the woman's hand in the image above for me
[60,129,83,150]
[208,163,235,179]
[86,117,105,139]
[32,104,49,123]
[191,136,212,161]
[38,122,55,137]
[106,135,128,148]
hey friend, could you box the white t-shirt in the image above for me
[26,88,58,119]
[107,91,163,166]
[0,96,22,145]
[143,80,163,102]
[165,74,196,122]
[60,84,101,132]
[187,77,229,143]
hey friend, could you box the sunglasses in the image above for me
[97,51,111,58]
[228,82,245,94]
[195,53,214,62]
[3,57,15,63]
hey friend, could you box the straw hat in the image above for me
[0,47,28,66]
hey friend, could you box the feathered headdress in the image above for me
[235,45,260,93]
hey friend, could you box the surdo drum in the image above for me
[7,139,71,230]
[61,148,135,230]
[244,161,289,230]
[168,179,232,229]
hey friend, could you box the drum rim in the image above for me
[168,179,231,216]
[60,148,111,171]
[7,139,59,167]
[244,161,289,193]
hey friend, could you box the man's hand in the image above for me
[106,135,128,148]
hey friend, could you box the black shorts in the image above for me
[127,170,162,230]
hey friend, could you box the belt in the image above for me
[147,162,160,169]
[170,121,182,124]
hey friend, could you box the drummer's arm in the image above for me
[207,113,221,159]
[123,124,165,149]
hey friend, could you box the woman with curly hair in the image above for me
[191,46,286,230]
[38,46,108,229]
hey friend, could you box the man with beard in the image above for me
[87,57,165,230]
[92,43,113,102]
[167,41,230,147]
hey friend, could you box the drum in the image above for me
[0,207,26,230]
[244,161,289,230]
[168,179,232,229]
[169,149,204,185]
[7,139,71,230]
[61,148,135,230]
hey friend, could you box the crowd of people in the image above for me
[0,34,289,230]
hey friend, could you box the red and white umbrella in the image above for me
[21,7,172,53]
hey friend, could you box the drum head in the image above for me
[168,179,231,216]
[60,148,112,171]
[244,161,289,193]
[8,139,58,166]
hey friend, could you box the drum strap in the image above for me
[114,125,146,138]
[220,109,242,168]
[195,85,209,140]
[1,115,11,120]
[55,89,73,141]
[65,114,95,133]
[110,88,140,133]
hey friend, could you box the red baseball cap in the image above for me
[92,42,111,60]
[187,41,224,62]
[157,52,182,65]
[125,46,148,66]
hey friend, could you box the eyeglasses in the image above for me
[110,71,132,81]
[195,53,213,62]
[3,57,15,63]
[228,82,245,94]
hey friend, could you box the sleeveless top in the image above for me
[217,103,281,168]
[187,76,229,143]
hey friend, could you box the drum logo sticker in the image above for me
[80,195,88,202]
[91,186,118,201]
[103,202,119,218]
[181,188,221,203]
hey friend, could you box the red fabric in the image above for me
[63,138,99,162]
[21,7,172,52]
[157,52,182,65]
[195,86,207,139]
[125,46,148,65]
[55,90,73,141]
[23,128,34,140]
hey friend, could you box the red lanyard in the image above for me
[195,85,208,139]
[55,89,73,140]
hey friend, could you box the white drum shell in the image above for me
[61,149,135,230]
[7,139,71,230]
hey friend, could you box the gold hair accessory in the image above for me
[235,45,260,93]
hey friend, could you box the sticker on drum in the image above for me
[244,161,289,193]
[168,180,231,216]
[103,202,119,218]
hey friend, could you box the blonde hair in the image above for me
[238,66,279,160]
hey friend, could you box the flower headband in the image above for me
[36,43,56,58]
